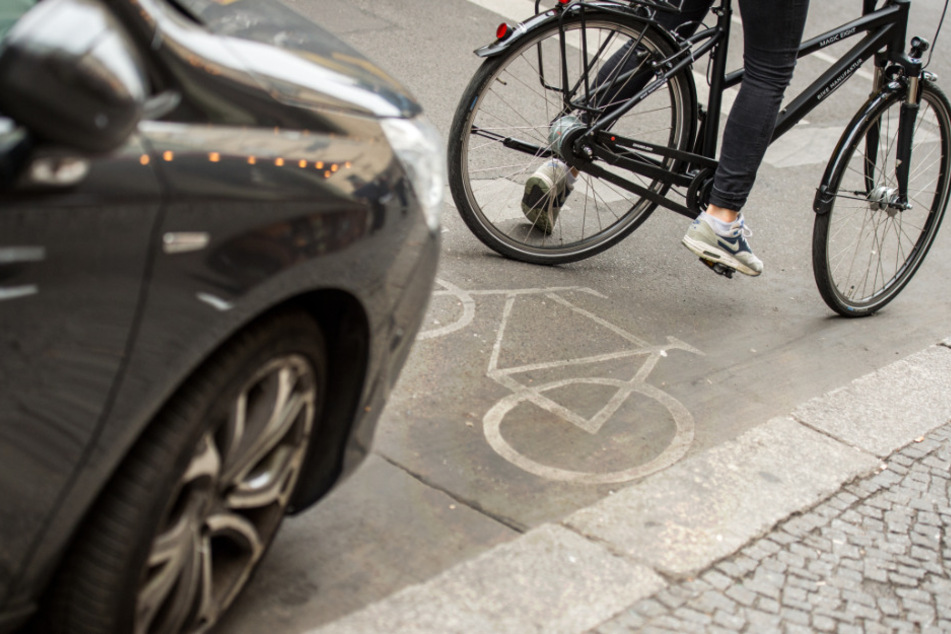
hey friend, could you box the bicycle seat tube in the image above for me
[695,0,733,160]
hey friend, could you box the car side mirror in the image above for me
[0,0,149,154]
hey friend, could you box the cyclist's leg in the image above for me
[593,0,714,110]
[708,0,810,213]
[685,0,809,276]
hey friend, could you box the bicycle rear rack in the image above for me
[534,0,685,16]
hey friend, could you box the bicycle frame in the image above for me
[555,0,919,219]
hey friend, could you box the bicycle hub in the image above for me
[549,114,587,159]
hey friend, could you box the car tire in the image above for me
[44,310,327,634]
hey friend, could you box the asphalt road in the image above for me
[216,1,951,631]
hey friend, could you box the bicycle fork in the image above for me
[886,37,929,210]
[820,36,931,216]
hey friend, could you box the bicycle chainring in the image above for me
[686,168,715,215]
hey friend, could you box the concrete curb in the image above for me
[310,338,951,634]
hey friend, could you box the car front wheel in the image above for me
[45,310,326,634]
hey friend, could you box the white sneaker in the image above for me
[682,212,764,276]
[521,159,573,234]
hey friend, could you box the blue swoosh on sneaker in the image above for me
[716,234,752,254]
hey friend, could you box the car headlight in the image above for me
[381,115,445,233]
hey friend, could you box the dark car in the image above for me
[0,0,441,631]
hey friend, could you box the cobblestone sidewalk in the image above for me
[593,424,951,634]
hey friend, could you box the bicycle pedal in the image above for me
[699,257,734,279]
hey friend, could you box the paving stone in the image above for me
[896,564,928,580]
[632,599,669,619]
[863,565,890,583]
[863,622,894,634]
[889,572,921,586]
[714,560,746,578]
[866,495,893,510]
[779,607,810,625]
[798,537,830,556]
[896,587,933,604]
[724,584,757,607]
[730,554,759,576]
[744,576,781,600]
[845,601,880,620]
[841,589,876,608]
[699,570,732,591]
[838,567,864,584]
[755,596,781,614]
[811,613,837,632]
[877,597,902,616]
[768,532,797,546]
[861,517,886,533]
[692,590,736,615]
[744,608,782,629]
[786,567,822,585]
[585,423,951,634]
[833,491,860,507]
[679,578,711,596]
[595,612,646,632]
[775,550,806,568]
[670,606,712,626]
[713,610,746,632]
[653,589,689,610]
[905,599,937,623]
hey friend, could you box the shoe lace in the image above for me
[727,219,753,241]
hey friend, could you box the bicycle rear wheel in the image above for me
[813,81,951,317]
[448,13,695,265]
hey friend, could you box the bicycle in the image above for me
[447,0,951,317]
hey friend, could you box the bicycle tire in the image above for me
[448,13,696,265]
[812,81,951,317]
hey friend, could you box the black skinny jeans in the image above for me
[597,0,810,212]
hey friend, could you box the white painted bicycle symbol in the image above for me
[418,278,703,484]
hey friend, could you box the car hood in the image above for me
[179,0,421,119]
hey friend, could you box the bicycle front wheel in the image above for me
[813,81,951,317]
[448,14,695,265]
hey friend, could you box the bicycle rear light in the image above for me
[496,23,512,40]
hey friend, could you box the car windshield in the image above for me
[0,0,36,44]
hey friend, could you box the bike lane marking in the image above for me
[419,278,705,484]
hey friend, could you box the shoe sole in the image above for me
[522,171,568,234]
[522,173,558,209]
[681,235,762,277]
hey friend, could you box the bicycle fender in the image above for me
[813,89,897,215]
[475,10,559,58]
[474,4,680,59]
